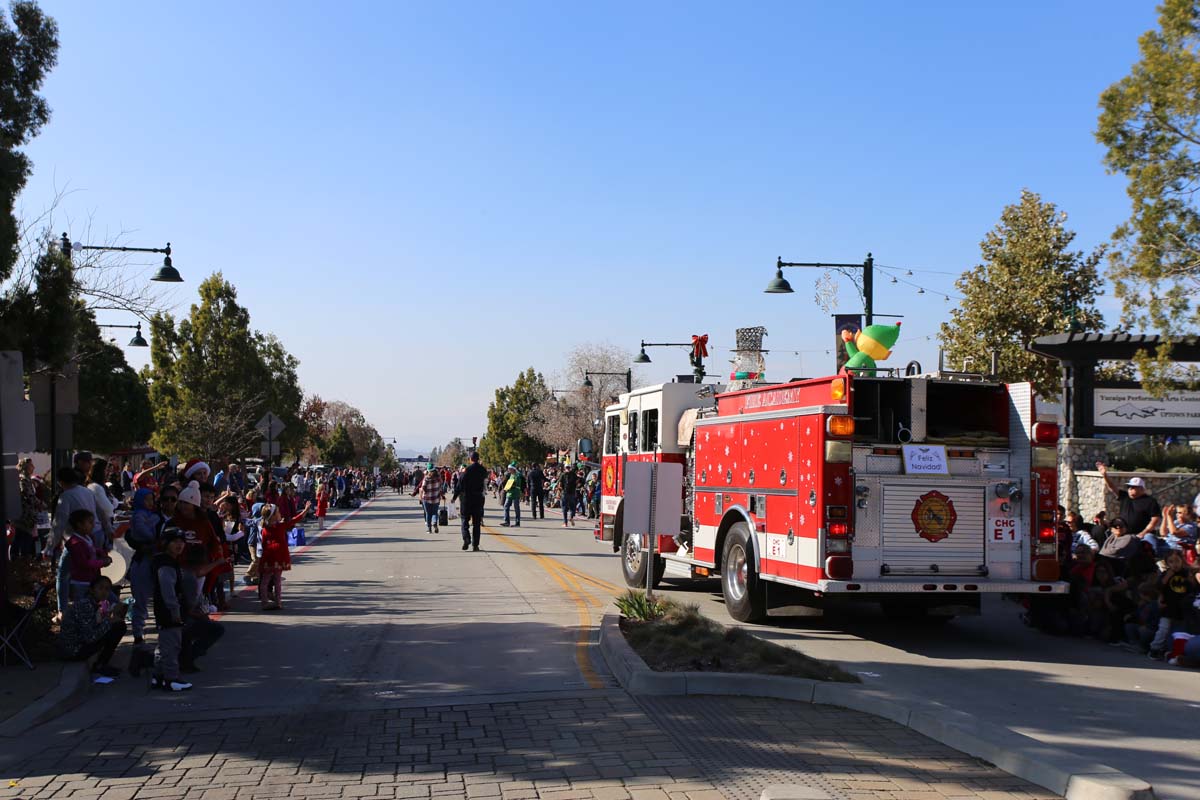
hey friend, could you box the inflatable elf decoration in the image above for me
[841,321,901,375]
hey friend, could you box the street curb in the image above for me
[600,614,1155,800]
[0,662,90,738]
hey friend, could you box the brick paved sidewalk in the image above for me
[0,692,1058,800]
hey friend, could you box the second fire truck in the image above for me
[596,361,1067,622]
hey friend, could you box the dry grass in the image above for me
[619,595,857,682]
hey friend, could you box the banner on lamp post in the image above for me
[834,314,862,374]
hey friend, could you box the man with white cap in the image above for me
[1097,462,1162,540]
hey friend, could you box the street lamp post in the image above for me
[582,369,632,393]
[61,232,183,282]
[632,337,708,382]
[97,322,149,348]
[765,253,875,325]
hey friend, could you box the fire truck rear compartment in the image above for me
[880,484,986,576]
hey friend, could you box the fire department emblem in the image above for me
[603,464,616,492]
[911,490,957,542]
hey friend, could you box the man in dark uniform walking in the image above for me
[452,451,488,551]
[527,463,546,519]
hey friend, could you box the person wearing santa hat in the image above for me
[180,459,211,485]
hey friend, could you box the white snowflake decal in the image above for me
[806,459,812,468]
[787,451,794,463]
[743,439,748,446]
[704,432,710,442]
[762,463,767,471]
[717,463,723,474]
[724,446,730,457]
[799,514,806,526]
[805,426,811,436]
[780,423,785,430]
[788,512,794,521]
[833,476,843,487]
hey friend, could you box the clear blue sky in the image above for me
[23,1,1159,449]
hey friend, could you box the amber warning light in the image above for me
[827,415,855,436]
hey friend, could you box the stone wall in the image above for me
[1057,438,1108,514]
[1058,437,1200,516]
[1067,470,1200,518]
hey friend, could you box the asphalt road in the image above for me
[520,506,1199,800]
[9,491,1181,799]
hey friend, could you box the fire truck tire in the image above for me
[721,523,766,623]
[620,533,666,589]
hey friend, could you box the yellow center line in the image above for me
[483,524,609,688]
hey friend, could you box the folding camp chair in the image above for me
[0,583,49,669]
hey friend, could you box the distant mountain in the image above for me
[393,448,430,459]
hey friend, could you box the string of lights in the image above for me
[873,264,964,302]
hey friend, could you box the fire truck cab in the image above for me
[597,368,1068,623]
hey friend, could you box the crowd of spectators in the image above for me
[9,452,377,692]
[1033,462,1200,667]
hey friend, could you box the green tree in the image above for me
[939,190,1105,398]
[0,1,57,287]
[479,367,551,466]
[0,238,76,366]
[74,310,153,453]
[1097,0,1200,391]
[322,422,354,466]
[144,273,303,462]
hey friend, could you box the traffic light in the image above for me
[472,436,477,447]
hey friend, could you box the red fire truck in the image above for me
[596,368,1067,622]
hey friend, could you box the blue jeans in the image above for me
[422,502,440,529]
[503,496,521,526]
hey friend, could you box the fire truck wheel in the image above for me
[620,533,666,589]
[721,523,766,623]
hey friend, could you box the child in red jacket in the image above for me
[257,501,311,611]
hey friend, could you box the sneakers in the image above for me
[433,524,439,533]
[462,542,469,550]
[500,522,510,527]
[150,676,193,692]
[472,545,480,552]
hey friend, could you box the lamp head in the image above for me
[633,345,651,364]
[152,248,183,282]
[582,375,594,389]
[764,268,793,294]
[128,323,149,348]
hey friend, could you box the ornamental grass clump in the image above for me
[616,592,856,682]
